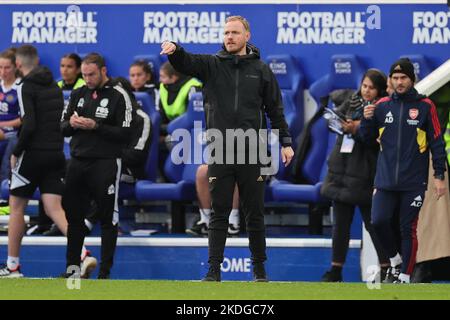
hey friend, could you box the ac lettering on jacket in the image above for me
[143,11,228,44]
[11,8,98,44]
[410,195,423,208]
[413,11,450,44]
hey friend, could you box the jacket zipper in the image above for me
[395,102,404,185]
[234,68,239,112]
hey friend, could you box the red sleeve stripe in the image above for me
[375,96,391,105]
[422,98,441,139]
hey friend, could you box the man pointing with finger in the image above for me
[161,15,294,282]
[360,58,447,284]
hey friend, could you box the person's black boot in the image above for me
[97,270,110,279]
[43,224,63,236]
[411,262,432,283]
[253,263,268,282]
[202,265,221,282]
[321,266,343,282]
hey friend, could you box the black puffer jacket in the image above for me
[320,93,379,206]
[168,43,291,148]
[13,66,64,156]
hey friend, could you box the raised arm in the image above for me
[161,41,215,82]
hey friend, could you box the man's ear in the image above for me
[246,32,251,42]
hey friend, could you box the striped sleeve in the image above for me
[134,109,151,151]
[422,98,441,139]
[422,98,447,176]
[113,85,133,128]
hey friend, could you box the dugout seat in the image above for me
[135,93,205,232]
[265,54,305,142]
[309,54,365,108]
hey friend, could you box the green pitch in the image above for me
[1,279,450,300]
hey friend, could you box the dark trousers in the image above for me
[371,188,426,275]
[64,157,121,275]
[332,201,389,265]
[207,163,266,266]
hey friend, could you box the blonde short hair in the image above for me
[226,16,250,32]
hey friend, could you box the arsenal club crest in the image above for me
[409,108,419,120]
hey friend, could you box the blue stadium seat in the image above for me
[265,54,305,141]
[164,92,205,182]
[309,54,365,108]
[134,92,161,183]
[133,54,163,84]
[135,127,205,233]
[265,54,304,108]
[399,54,433,81]
[135,93,205,232]
[272,116,335,204]
[118,92,161,200]
[167,92,205,133]
[271,125,336,234]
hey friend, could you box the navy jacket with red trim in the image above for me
[359,87,446,191]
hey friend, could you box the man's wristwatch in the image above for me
[434,173,445,181]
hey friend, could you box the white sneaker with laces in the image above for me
[0,264,24,278]
[80,256,97,279]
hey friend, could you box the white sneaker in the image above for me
[227,224,240,236]
[393,273,410,284]
[0,264,24,278]
[81,256,97,279]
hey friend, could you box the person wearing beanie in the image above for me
[389,58,416,84]
[359,58,447,284]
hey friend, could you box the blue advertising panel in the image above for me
[0,242,360,281]
[0,2,448,85]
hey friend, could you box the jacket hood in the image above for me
[216,43,261,62]
[23,66,54,86]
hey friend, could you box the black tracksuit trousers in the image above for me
[207,163,267,267]
[64,157,121,276]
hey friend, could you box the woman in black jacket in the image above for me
[320,69,390,282]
